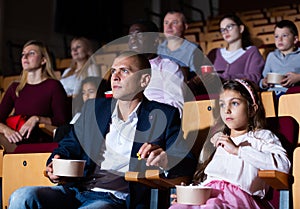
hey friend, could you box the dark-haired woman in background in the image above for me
[207,14,265,85]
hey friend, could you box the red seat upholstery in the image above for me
[265,116,298,208]
[286,86,300,94]
[195,93,219,100]
[13,142,58,154]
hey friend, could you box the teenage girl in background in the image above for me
[207,14,264,85]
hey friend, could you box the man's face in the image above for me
[163,13,187,39]
[110,56,148,100]
[128,24,157,53]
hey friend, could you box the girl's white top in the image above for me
[203,129,290,197]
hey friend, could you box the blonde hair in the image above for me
[62,37,94,79]
[16,40,56,96]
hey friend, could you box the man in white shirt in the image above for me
[128,19,187,116]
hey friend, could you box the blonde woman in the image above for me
[0,40,70,152]
[60,37,100,97]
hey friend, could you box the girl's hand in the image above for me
[170,193,177,205]
[282,72,300,87]
[3,126,23,143]
[216,135,239,155]
[137,143,168,169]
[170,182,185,205]
[19,116,39,139]
[210,132,226,147]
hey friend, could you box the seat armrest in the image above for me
[39,123,57,136]
[125,170,191,190]
[258,170,292,190]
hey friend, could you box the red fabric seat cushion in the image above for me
[12,142,58,154]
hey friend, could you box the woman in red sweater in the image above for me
[0,40,70,152]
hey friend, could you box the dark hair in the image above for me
[217,79,266,133]
[80,76,111,99]
[219,13,253,49]
[81,76,101,90]
[275,20,299,36]
[130,19,159,32]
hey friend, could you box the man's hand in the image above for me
[138,143,168,169]
[45,154,62,183]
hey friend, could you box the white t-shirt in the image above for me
[144,56,185,116]
[60,64,100,96]
[220,46,251,64]
[203,129,290,197]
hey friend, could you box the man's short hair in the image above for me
[165,10,187,24]
[116,51,151,74]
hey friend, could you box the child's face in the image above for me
[219,89,250,134]
[82,83,97,102]
[274,27,298,54]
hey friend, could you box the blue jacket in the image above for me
[48,97,196,209]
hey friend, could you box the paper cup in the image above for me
[52,159,86,177]
[104,90,113,98]
[201,65,214,74]
[176,185,211,205]
[267,73,285,84]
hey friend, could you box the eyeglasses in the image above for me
[220,24,237,34]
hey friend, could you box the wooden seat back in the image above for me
[2,152,55,209]
[261,91,277,117]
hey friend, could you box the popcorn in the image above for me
[136,152,142,160]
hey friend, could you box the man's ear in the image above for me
[140,73,151,88]
[294,35,299,45]
[185,23,188,30]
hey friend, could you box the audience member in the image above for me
[157,10,205,80]
[0,40,70,152]
[207,14,265,85]
[169,79,290,209]
[128,19,186,115]
[9,51,196,209]
[53,76,101,142]
[260,20,300,98]
[60,37,100,97]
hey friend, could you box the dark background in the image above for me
[1,0,300,75]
